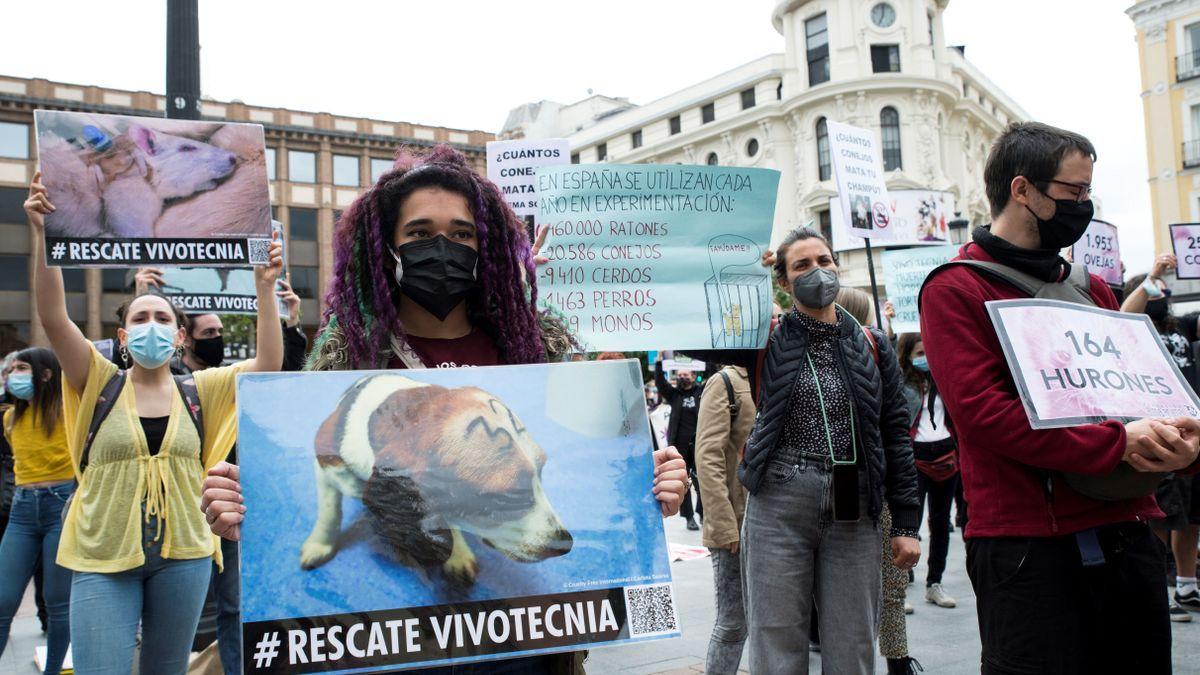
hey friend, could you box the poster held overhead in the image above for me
[1071,220,1121,287]
[487,139,571,238]
[159,221,287,315]
[826,120,895,242]
[1170,223,1200,280]
[34,110,272,267]
[236,360,679,673]
[830,190,956,252]
[535,164,780,352]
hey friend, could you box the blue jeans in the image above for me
[0,482,74,675]
[70,513,211,675]
[213,536,241,674]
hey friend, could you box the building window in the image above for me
[928,12,936,45]
[881,107,902,171]
[871,45,901,73]
[265,148,277,181]
[747,139,760,157]
[669,115,682,135]
[817,210,833,242]
[806,13,830,86]
[290,265,319,299]
[333,210,343,225]
[570,152,580,164]
[631,130,643,149]
[62,269,86,293]
[741,88,756,110]
[370,158,392,183]
[777,82,784,100]
[0,254,28,291]
[0,187,26,224]
[0,122,28,159]
[706,153,719,166]
[596,143,607,161]
[101,268,132,293]
[290,207,318,242]
[0,322,30,354]
[288,150,316,183]
[701,103,716,124]
[816,117,831,181]
[333,154,358,187]
[1181,23,1200,82]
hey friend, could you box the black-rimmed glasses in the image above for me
[1033,179,1093,203]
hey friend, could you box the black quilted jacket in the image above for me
[694,308,920,531]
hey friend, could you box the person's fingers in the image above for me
[202,475,242,495]
[1136,434,1175,462]
[729,542,739,555]
[207,461,240,480]
[1128,452,1168,473]
[210,512,243,540]
[1150,420,1192,456]
[654,460,687,478]
[533,224,549,254]
[534,255,549,265]
[202,489,244,505]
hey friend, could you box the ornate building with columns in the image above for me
[502,0,1026,288]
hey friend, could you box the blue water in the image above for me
[236,366,673,624]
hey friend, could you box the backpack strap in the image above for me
[173,373,204,444]
[918,259,1094,309]
[80,371,128,474]
[718,369,740,422]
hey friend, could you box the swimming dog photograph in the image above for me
[236,360,677,672]
[34,110,271,267]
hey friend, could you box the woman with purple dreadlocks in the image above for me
[200,145,689,674]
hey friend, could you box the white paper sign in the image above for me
[827,120,894,241]
[831,191,956,252]
[987,299,1200,429]
[486,139,570,218]
[1071,220,1121,287]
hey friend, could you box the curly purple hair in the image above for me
[320,144,544,367]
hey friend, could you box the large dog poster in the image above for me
[986,299,1200,429]
[237,360,679,673]
[34,110,272,267]
[535,164,780,352]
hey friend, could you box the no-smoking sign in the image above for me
[873,202,891,229]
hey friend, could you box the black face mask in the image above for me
[1026,195,1094,251]
[1146,298,1170,323]
[392,236,479,321]
[190,335,225,368]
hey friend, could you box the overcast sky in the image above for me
[2,0,1155,273]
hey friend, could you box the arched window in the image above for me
[881,106,902,171]
[706,152,719,166]
[816,117,831,181]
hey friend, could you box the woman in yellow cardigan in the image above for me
[0,347,73,674]
[25,173,283,675]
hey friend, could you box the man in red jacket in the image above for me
[920,121,1200,674]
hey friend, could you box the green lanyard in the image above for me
[806,353,858,466]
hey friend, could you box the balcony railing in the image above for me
[1178,50,1200,82]
[1184,140,1200,170]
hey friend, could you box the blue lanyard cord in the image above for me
[806,353,857,466]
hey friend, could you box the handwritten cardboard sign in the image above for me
[987,299,1200,428]
[535,165,780,352]
[882,245,959,334]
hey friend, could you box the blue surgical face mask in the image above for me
[125,323,178,369]
[912,356,930,373]
[6,373,34,401]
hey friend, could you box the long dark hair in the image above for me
[896,333,929,391]
[319,145,544,367]
[10,347,63,437]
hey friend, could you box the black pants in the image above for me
[967,523,1170,674]
[916,471,957,585]
[678,440,702,520]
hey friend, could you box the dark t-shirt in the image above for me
[390,330,502,369]
[140,416,170,456]
[673,387,701,446]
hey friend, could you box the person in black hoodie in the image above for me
[655,358,704,529]
[692,226,920,674]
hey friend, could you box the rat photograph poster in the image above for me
[236,359,679,674]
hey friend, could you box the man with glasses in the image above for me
[919,122,1200,673]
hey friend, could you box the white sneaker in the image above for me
[904,602,914,615]
[925,583,957,608]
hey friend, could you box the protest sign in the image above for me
[34,110,271,267]
[881,244,959,334]
[830,191,955,252]
[487,139,570,226]
[535,164,780,352]
[159,222,287,315]
[986,299,1200,429]
[1170,223,1200,280]
[237,360,678,673]
[1072,220,1121,286]
[827,120,894,241]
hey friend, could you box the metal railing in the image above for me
[1178,50,1200,82]
[1184,140,1200,170]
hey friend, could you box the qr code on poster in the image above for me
[247,238,271,264]
[625,583,678,637]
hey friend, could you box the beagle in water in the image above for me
[300,374,573,585]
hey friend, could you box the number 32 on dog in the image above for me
[1064,331,1121,360]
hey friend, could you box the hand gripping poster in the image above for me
[34,110,272,267]
[535,165,780,352]
[237,360,679,673]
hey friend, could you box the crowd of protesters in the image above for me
[0,121,1197,675]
